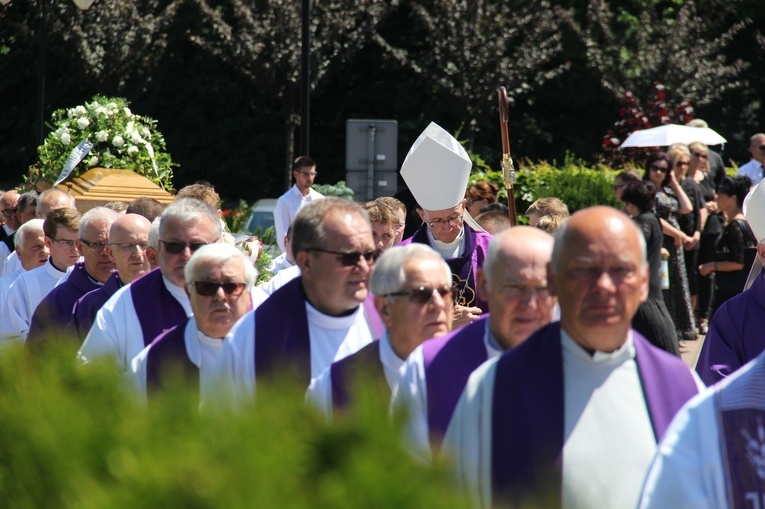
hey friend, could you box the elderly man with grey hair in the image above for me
[130,243,257,401]
[307,243,453,416]
[443,207,702,509]
[0,219,49,319]
[27,206,121,345]
[78,198,222,371]
[213,197,384,406]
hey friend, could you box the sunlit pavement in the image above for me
[680,334,704,370]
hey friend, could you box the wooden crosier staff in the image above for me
[497,86,518,226]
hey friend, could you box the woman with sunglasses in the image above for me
[644,150,697,346]
[688,141,723,334]
[698,176,756,316]
[621,180,680,355]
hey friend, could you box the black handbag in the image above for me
[715,219,757,295]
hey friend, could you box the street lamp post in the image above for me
[300,0,310,156]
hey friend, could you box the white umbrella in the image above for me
[620,124,726,148]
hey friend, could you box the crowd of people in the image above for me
[2,122,765,507]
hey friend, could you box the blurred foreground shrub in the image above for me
[0,344,468,509]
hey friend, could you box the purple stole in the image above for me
[145,317,198,396]
[254,277,384,386]
[131,268,188,348]
[27,262,101,344]
[696,272,765,386]
[490,322,699,506]
[423,316,489,442]
[329,341,386,411]
[400,223,491,312]
[69,271,123,341]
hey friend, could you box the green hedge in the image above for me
[0,345,469,508]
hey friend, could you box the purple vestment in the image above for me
[254,276,383,386]
[696,272,765,386]
[68,271,123,342]
[329,341,386,411]
[423,316,488,442]
[400,223,491,313]
[490,322,699,507]
[131,268,188,347]
[145,317,197,396]
[27,262,101,345]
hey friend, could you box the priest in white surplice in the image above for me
[78,198,222,371]
[443,207,703,509]
[0,208,82,343]
[212,198,384,408]
[307,243,453,417]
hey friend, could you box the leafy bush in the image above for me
[0,345,469,508]
[313,181,354,199]
[32,95,175,191]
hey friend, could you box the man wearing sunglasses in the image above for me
[1,208,81,343]
[26,207,121,345]
[399,123,491,329]
[213,197,383,405]
[394,226,556,460]
[79,198,222,372]
[737,133,765,186]
[68,214,153,342]
[307,243,453,416]
[129,243,256,401]
[0,189,21,274]
[444,207,701,509]
[274,156,325,253]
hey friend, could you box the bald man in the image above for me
[68,214,153,342]
[394,226,556,459]
[444,207,702,509]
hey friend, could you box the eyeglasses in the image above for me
[189,281,246,297]
[305,247,381,267]
[691,151,708,159]
[650,164,669,173]
[758,146,765,151]
[79,239,109,252]
[425,213,463,229]
[613,184,625,191]
[50,238,77,248]
[110,242,149,253]
[383,285,454,304]
[1,208,17,217]
[160,240,211,254]
[298,171,317,177]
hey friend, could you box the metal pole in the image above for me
[38,0,47,146]
[366,125,376,200]
[300,0,310,155]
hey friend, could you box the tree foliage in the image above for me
[373,0,570,146]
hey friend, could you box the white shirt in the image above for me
[274,184,324,252]
[637,359,765,508]
[1,251,22,279]
[443,330,673,509]
[393,319,503,462]
[0,259,66,342]
[260,265,300,296]
[268,252,293,273]
[211,301,375,408]
[129,317,225,403]
[0,241,11,274]
[738,159,764,185]
[78,275,192,372]
[307,331,404,417]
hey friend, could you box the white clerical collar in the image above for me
[427,226,465,258]
[45,258,67,278]
[306,301,363,329]
[560,327,634,364]
[2,224,14,236]
[484,319,504,357]
[162,275,192,314]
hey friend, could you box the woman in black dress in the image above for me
[621,180,680,355]
[698,175,756,317]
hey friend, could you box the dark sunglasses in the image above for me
[305,247,381,267]
[189,281,246,297]
[160,240,209,254]
[691,151,707,159]
[650,164,669,173]
[383,285,454,304]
